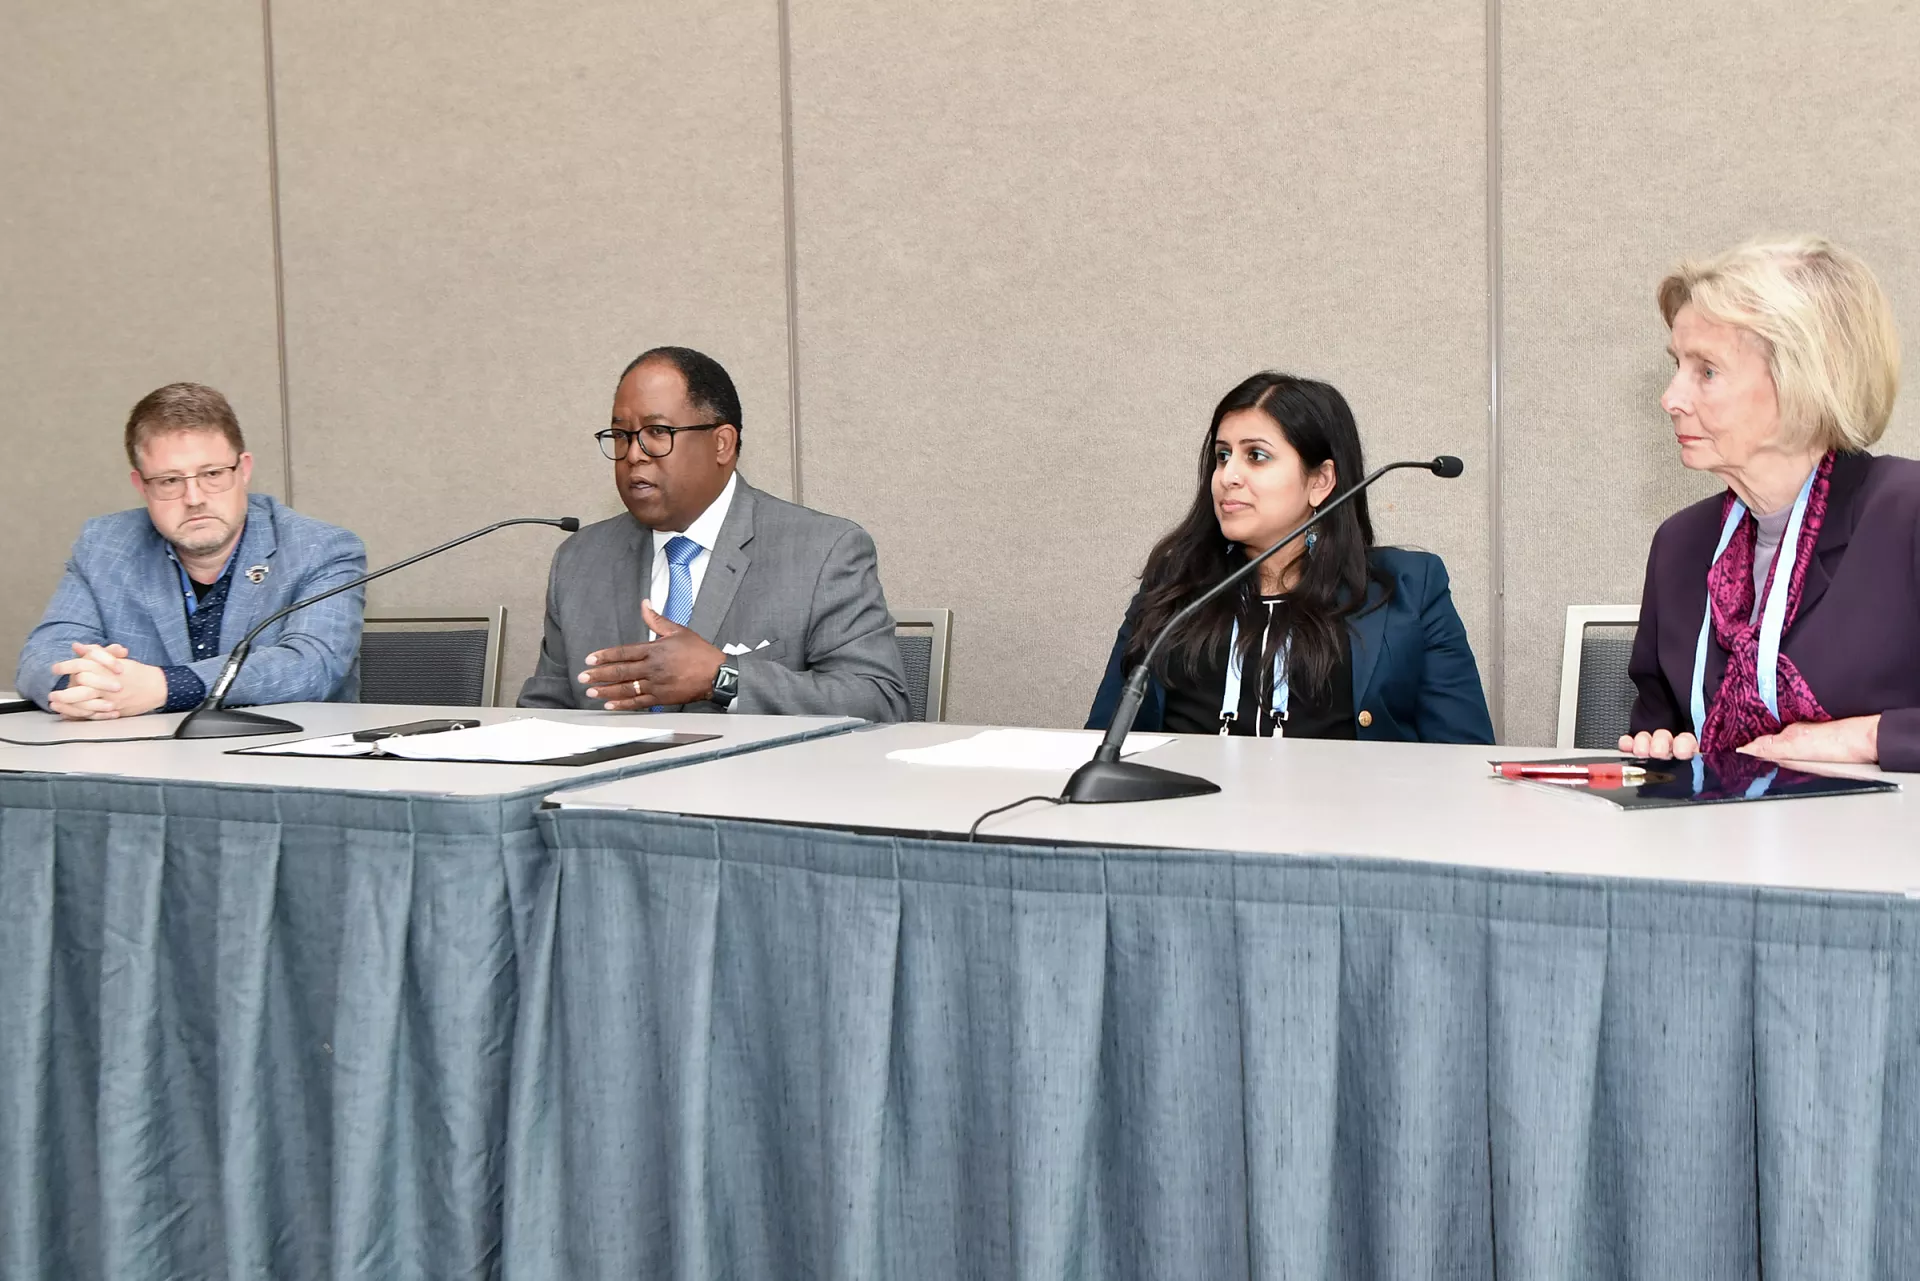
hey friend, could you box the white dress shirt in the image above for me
[646,472,738,640]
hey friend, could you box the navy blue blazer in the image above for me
[1086,546,1495,743]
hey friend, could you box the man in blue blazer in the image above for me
[15,383,365,719]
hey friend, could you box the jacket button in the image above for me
[1358,710,1373,728]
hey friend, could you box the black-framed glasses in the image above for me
[595,423,726,460]
[140,461,241,500]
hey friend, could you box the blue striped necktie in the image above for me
[661,535,702,628]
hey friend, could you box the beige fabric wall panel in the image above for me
[1,2,284,668]
[789,0,1491,729]
[269,0,792,700]
[1501,0,1920,747]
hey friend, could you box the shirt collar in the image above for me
[165,527,245,610]
[651,472,738,558]
[165,540,241,575]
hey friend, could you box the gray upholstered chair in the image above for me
[1555,605,1641,749]
[891,609,953,722]
[359,607,505,706]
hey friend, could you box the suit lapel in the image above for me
[619,518,652,647]
[1347,580,1390,711]
[688,480,756,641]
[148,537,194,664]
[1795,450,1866,623]
[214,499,277,651]
[1663,509,1723,709]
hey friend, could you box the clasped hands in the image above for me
[578,600,726,711]
[47,642,169,720]
[1618,714,1882,765]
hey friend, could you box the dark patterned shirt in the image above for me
[159,551,239,712]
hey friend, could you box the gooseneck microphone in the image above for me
[1060,456,1464,804]
[174,515,581,740]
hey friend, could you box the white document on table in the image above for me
[244,732,379,757]
[885,728,1173,771]
[372,718,674,763]
[243,718,674,763]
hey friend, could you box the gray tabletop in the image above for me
[0,702,858,797]
[550,722,1917,894]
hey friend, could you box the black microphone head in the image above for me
[558,517,581,532]
[1430,455,1465,479]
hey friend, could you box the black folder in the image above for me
[1492,752,1899,810]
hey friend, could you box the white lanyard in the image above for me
[1220,609,1289,736]
[1689,756,1779,798]
[1688,468,1816,734]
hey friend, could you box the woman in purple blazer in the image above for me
[1623,235,1918,771]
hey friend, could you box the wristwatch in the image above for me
[709,663,740,709]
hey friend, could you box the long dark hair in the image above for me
[1124,372,1389,696]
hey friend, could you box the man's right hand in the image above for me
[48,642,132,720]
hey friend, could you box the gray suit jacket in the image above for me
[517,478,909,719]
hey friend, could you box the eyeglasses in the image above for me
[595,423,726,460]
[140,462,241,500]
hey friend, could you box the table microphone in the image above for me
[174,516,581,740]
[1060,456,1464,804]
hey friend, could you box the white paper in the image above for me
[244,732,378,757]
[374,718,673,763]
[242,718,674,762]
[885,728,1172,771]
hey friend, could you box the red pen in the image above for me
[1496,762,1647,784]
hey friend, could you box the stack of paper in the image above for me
[377,719,672,763]
[248,718,673,763]
[885,728,1172,771]
[245,733,380,758]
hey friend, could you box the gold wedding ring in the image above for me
[633,680,642,697]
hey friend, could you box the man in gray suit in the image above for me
[518,346,909,719]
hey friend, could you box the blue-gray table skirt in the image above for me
[513,811,1920,1281]
[5,783,1919,1281]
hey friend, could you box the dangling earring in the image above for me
[1304,505,1320,554]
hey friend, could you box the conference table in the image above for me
[536,725,1920,1281]
[0,703,858,1281]
[3,709,1917,1280]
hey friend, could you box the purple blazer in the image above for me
[1629,450,1920,772]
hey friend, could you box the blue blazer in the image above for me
[15,493,367,710]
[1086,546,1494,743]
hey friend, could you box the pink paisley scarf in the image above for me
[1697,452,1834,753]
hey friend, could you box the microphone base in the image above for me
[1060,758,1222,805]
[173,706,304,740]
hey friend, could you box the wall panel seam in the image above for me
[776,0,804,502]
[260,0,294,505]
[1485,0,1506,738]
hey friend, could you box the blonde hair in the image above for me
[1658,235,1901,452]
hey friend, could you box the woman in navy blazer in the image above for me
[1087,372,1493,744]
[1625,236,1918,770]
